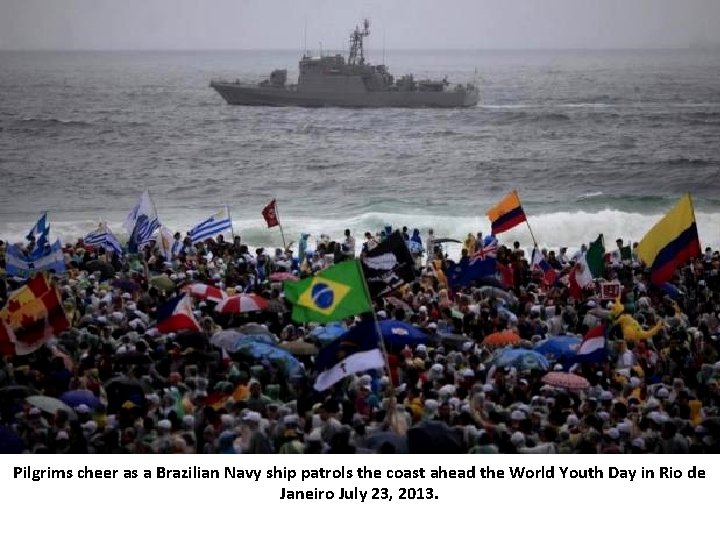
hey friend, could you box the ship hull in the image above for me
[210,82,478,108]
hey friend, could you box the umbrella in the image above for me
[309,322,347,345]
[105,376,147,413]
[479,285,514,303]
[407,421,463,454]
[433,238,462,244]
[379,320,427,347]
[216,294,269,314]
[150,274,175,292]
[26,396,77,419]
[228,333,278,353]
[0,426,25,454]
[482,330,520,348]
[112,279,141,293]
[85,260,115,280]
[210,330,244,351]
[541,372,590,392]
[236,323,278,341]
[365,432,408,453]
[174,331,210,350]
[183,283,227,302]
[235,342,301,376]
[535,335,582,360]
[270,272,298,282]
[0,385,37,400]
[439,333,474,351]
[60,389,102,409]
[279,340,319,356]
[491,347,549,371]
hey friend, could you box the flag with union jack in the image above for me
[447,236,499,288]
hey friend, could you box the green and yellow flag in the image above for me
[283,260,372,323]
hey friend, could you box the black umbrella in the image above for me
[433,238,462,244]
[174,331,210,351]
[440,333,474,351]
[104,376,148,413]
[0,385,38,400]
[84,260,116,280]
[0,426,25,454]
[365,432,408,453]
[407,421,464,454]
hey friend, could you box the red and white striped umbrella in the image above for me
[183,283,226,302]
[216,294,270,314]
[541,372,590,392]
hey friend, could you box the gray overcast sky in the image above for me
[0,0,719,50]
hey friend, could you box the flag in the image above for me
[575,324,606,364]
[124,190,161,253]
[314,318,384,391]
[26,212,51,258]
[262,199,279,228]
[568,253,593,299]
[190,207,232,242]
[447,236,499,288]
[283,259,372,323]
[157,226,174,260]
[84,223,123,254]
[0,273,70,355]
[361,232,416,297]
[531,246,557,287]
[155,294,201,334]
[636,193,701,285]
[5,239,66,278]
[587,234,605,278]
[487,191,527,235]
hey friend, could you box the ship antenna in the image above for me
[382,26,386,65]
[303,17,307,56]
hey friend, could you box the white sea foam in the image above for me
[2,210,718,256]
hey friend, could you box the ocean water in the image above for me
[0,49,719,252]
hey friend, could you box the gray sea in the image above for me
[1,49,719,250]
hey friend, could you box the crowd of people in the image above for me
[1,225,719,454]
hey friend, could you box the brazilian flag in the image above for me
[283,260,372,323]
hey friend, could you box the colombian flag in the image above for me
[487,191,527,235]
[283,260,372,323]
[636,193,701,285]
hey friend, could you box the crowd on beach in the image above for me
[1,225,719,454]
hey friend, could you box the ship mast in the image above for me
[348,19,370,65]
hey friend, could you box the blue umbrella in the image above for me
[491,347,549,371]
[535,335,582,361]
[236,341,302,376]
[309,322,347,345]
[60,390,102,410]
[379,320,427,348]
[0,426,25,454]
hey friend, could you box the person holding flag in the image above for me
[124,190,161,254]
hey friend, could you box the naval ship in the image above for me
[210,20,478,108]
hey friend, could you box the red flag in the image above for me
[497,262,515,288]
[262,199,279,228]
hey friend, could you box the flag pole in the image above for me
[356,258,393,384]
[516,190,539,247]
[227,205,236,240]
[274,200,287,249]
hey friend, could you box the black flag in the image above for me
[361,232,416,298]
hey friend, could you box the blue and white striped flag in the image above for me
[27,212,51,258]
[123,190,160,253]
[84,223,123,253]
[6,239,66,278]
[189,207,232,243]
